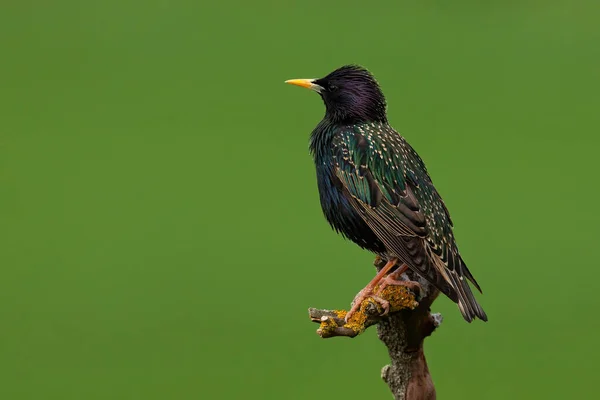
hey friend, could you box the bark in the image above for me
[308,257,442,399]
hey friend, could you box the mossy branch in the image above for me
[307,256,442,400]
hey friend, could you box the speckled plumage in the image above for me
[295,65,486,322]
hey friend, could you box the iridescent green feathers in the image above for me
[332,122,486,321]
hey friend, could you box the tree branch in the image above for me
[308,257,443,400]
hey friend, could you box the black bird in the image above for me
[286,65,487,322]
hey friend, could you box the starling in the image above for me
[286,65,487,322]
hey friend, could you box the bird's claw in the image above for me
[345,291,393,322]
[371,295,390,316]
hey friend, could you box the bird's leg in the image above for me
[345,258,398,322]
[377,263,409,292]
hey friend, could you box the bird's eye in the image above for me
[329,84,338,91]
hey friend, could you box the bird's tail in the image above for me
[452,258,487,322]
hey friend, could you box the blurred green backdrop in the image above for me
[2,1,599,399]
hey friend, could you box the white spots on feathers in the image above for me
[335,122,459,265]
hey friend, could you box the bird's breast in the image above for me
[314,159,385,253]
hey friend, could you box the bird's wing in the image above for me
[332,123,486,321]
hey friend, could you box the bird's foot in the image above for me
[371,295,390,316]
[344,258,399,322]
[346,283,415,321]
[376,267,421,297]
[346,288,373,322]
[345,264,422,322]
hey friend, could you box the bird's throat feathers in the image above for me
[321,90,387,126]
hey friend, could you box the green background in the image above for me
[2,1,599,399]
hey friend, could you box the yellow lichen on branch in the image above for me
[378,284,419,313]
[309,285,419,338]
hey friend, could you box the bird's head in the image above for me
[286,65,387,124]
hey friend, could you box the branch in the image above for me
[308,284,418,338]
[308,257,443,400]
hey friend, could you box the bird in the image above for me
[285,65,487,322]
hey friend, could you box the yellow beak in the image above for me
[285,78,323,93]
